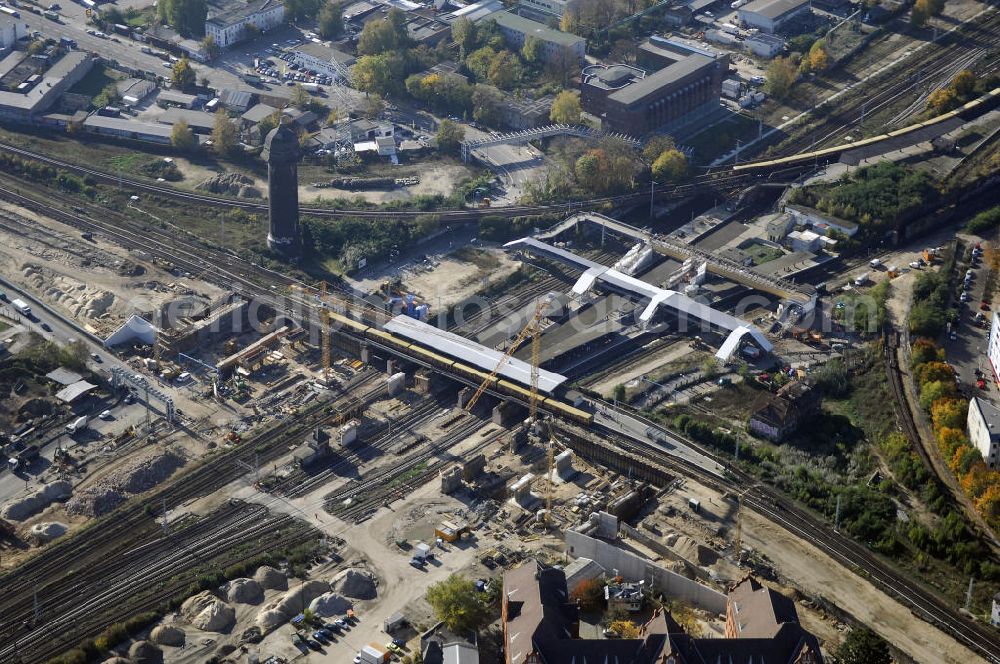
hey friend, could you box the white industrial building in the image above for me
[0,14,28,54]
[967,396,1000,469]
[490,11,585,62]
[745,32,786,58]
[205,0,286,49]
[738,0,810,33]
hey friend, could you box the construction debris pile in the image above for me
[196,172,261,198]
[66,450,185,517]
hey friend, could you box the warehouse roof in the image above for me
[383,315,568,393]
[55,380,98,403]
[83,115,175,138]
[46,368,84,386]
[207,0,282,28]
[159,106,218,130]
[610,54,714,106]
[739,0,809,20]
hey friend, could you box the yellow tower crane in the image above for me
[466,295,558,525]
[318,281,332,383]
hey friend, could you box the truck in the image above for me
[9,444,40,472]
[242,73,262,86]
[0,6,21,17]
[66,416,88,434]
[11,298,31,316]
[359,644,389,664]
[59,36,76,48]
[301,82,320,93]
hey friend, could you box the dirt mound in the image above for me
[66,451,184,517]
[274,580,330,617]
[102,658,131,664]
[330,568,377,600]
[671,535,719,566]
[150,625,185,647]
[1,480,72,521]
[196,172,261,198]
[128,640,163,664]
[255,608,287,632]
[223,578,263,604]
[181,591,236,632]
[309,592,352,617]
[29,521,67,543]
[254,566,287,591]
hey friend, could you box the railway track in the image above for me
[586,401,1000,664]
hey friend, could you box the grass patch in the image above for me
[0,319,10,333]
[687,113,758,164]
[743,240,784,265]
[391,461,428,486]
[67,64,123,98]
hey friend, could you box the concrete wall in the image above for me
[565,529,726,614]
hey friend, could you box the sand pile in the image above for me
[1,481,72,521]
[102,658,131,664]
[196,172,261,198]
[273,580,330,617]
[22,265,119,320]
[181,592,235,633]
[255,608,287,632]
[150,625,185,647]
[128,640,162,664]
[66,451,184,517]
[223,578,263,604]
[254,566,287,591]
[30,522,68,543]
[309,592,352,617]
[331,568,377,600]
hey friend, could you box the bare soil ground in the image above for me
[402,248,520,311]
[300,162,472,205]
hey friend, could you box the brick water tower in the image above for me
[263,119,301,257]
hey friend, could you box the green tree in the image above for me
[808,39,829,71]
[426,574,489,633]
[642,134,676,162]
[652,148,687,181]
[911,0,929,26]
[317,0,344,39]
[765,55,799,98]
[951,69,976,97]
[452,16,477,59]
[172,57,197,92]
[549,90,582,124]
[284,0,323,20]
[157,0,207,37]
[472,84,502,126]
[487,50,522,90]
[832,627,892,664]
[201,35,219,60]
[352,53,404,96]
[357,8,410,55]
[521,36,542,63]
[258,109,283,139]
[93,81,120,108]
[171,119,196,151]
[212,108,238,156]
[465,46,497,82]
[575,152,600,189]
[435,119,465,155]
[290,83,311,109]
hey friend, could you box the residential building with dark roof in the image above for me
[580,37,727,136]
[503,562,824,664]
[748,380,820,441]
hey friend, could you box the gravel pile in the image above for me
[255,608,287,632]
[331,568,377,600]
[1,481,72,521]
[66,451,184,517]
[150,625,185,647]
[273,580,330,618]
[29,522,67,543]
[309,592,352,617]
[129,640,163,664]
[223,578,263,604]
[181,592,236,633]
[253,566,287,591]
[196,172,261,198]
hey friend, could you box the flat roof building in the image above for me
[0,51,94,120]
[738,0,811,33]
[490,11,585,62]
[968,396,1000,469]
[205,0,286,49]
[158,107,221,134]
[82,115,177,144]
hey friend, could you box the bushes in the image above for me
[909,270,950,337]
[967,205,1000,236]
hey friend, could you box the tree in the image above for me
[575,152,601,189]
[831,627,892,664]
[363,94,386,119]
[487,50,522,90]
[608,620,640,639]
[317,0,344,39]
[171,119,196,151]
[436,119,465,155]
[426,575,489,633]
[642,135,675,162]
[472,84,502,126]
[284,0,323,21]
[544,45,581,86]
[172,57,197,92]
[452,17,477,59]
[157,0,207,37]
[201,35,219,60]
[652,149,687,181]
[326,108,340,126]
[357,9,410,55]
[212,108,238,156]
[521,36,542,64]
[550,90,582,124]
[765,56,799,98]
[258,109,283,139]
[911,0,930,26]
[93,81,120,108]
[808,40,829,71]
[352,53,405,96]
[290,83,311,109]
[951,69,976,97]
[570,578,605,612]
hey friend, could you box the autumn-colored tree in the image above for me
[808,40,829,71]
[931,398,967,430]
[960,461,991,498]
[916,361,954,386]
[652,149,687,182]
[919,380,957,411]
[974,482,1000,523]
[910,0,929,26]
[765,55,799,98]
[570,578,605,612]
[951,69,976,97]
[927,87,958,114]
[550,90,583,124]
[911,338,943,366]
[936,426,968,458]
[608,620,640,639]
[950,446,981,475]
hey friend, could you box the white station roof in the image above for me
[383,315,568,393]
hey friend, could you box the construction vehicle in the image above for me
[478,197,491,209]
